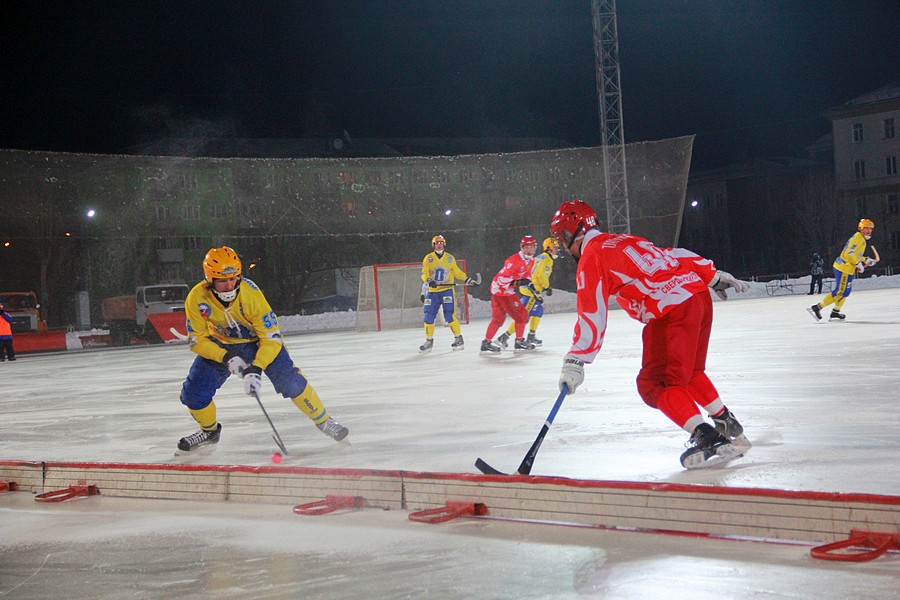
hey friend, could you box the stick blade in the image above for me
[474,458,507,475]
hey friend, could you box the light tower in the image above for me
[591,0,630,233]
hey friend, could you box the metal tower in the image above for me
[591,0,630,233]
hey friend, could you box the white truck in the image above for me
[102,284,190,345]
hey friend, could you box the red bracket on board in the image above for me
[811,529,900,562]
[293,495,367,516]
[34,484,100,503]
[408,501,488,524]
[0,480,18,492]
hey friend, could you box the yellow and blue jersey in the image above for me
[518,251,554,297]
[833,232,867,276]
[184,278,283,370]
[422,251,468,292]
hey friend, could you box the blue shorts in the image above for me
[180,341,308,410]
[423,288,457,325]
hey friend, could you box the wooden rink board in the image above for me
[2,460,898,544]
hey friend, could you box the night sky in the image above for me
[2,0,898,168]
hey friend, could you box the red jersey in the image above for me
[490,251,535,296]
[570,229,717,363]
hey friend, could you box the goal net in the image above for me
[356,262,470,332]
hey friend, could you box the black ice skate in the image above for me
[711,409,751,451]
[317,417,349,442]
[514,338,535,351]
[419,339,434,354]
[679,423,742,469]
[526,332,542,346]
[480,339,501,353]
[496,332,510,349]
[451,335,465,351]
[177,423,222,452]
[807,304,822,321]
[829,310,846,321]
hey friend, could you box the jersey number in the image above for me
[624,241,678,275]
[262,311,278,329]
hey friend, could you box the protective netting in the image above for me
[0,137,692,326]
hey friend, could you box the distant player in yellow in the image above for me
[808,219,877,322]
[420,235,479,353]
[497,237,559,348]
[177,246,348,452]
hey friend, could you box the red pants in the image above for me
[484,294,529,340]
[635,292,720,429]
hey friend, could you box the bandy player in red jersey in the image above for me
[481,235,540,353]
[550,199,751,469]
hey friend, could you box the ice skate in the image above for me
[680,423,742,469]
[711,409,751,451]
[317,417,349,442]
[480,339,501,353]
[451,335,465,351]
[177,423,222,453]
[496,332,510,349]
[829,310,845,321]
[419,339,434,354]
[514,338,535,351]
[807,304,822,321]
[526,332,542,346]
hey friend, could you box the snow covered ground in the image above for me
[3,276,899,599]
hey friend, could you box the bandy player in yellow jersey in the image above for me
[177,246,348,452]
[419,235,479,353]
[808,218,877,322]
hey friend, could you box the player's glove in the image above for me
[513,278,531,288]
[465,277,479,287]
[224,351,249,377]
[856,263,865,274]
[527,284,543,303]
[559,354,585,394]
[420,294,425,303]
[243,365,263,396]
[544,287,553,296]
[427,279,438,289]
[709,270,749,300]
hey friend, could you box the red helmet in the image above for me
[520,234,537,248]
[550,199,599,249]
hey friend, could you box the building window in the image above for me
[856,197,867,214]
[854,160,866,179]
[891,230,900,251]
[211,204,227,219]
[886,155,897,176]
[182,205,201,220]
[185,236,202,251]
[155,205,170,220]
[888,194,899,214]
[884,118,895,139]
[851,123,863,143]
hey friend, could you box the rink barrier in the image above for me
[0,460,898,545]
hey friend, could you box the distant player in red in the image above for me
[481,235,539,353]
[550,199,750,469]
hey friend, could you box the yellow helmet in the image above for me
[858,218,875,231]
[432,235,446,246]
[542,237,560,252]
[203,246,242,283]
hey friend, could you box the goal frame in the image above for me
[356,261,470,332]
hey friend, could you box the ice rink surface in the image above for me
[2,285,899,598]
